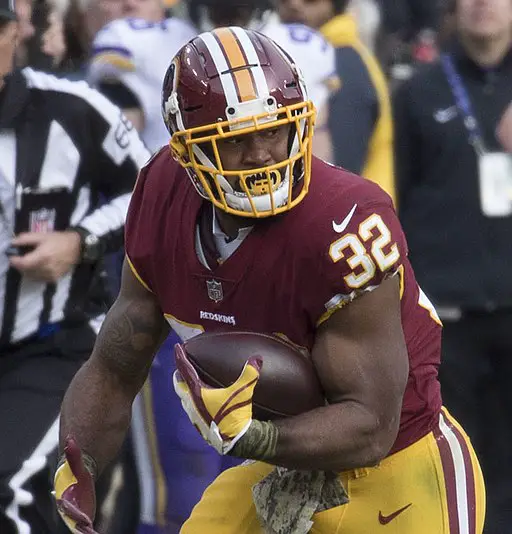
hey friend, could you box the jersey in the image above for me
[125,152,443,455]
[88,17,197,152]
[259,15,339,114]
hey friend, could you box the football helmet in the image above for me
[162,27,316,218]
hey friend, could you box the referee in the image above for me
[0,4,150,533]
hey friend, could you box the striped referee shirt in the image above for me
[0,68,151,346]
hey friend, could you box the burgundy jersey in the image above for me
[125,150,442,455]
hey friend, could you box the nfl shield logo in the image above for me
[206,279,223,303]
[30,208,56,233]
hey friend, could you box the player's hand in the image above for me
[173,343,262,455]
[53,436,99,534]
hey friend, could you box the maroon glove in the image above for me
[54,436,99,534]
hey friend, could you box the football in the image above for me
[179,331,325,420]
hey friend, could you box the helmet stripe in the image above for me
[213,28,258,103]
[230,26,270,98]
[199,31,239,107]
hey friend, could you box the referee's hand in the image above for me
[54,436,99,534]
[9,231,81,282]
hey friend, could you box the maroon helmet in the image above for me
[162,26,316,218]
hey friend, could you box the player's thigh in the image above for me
[311,410,485,534]
[180,461,273,534]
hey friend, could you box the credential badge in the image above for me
[206,279,223,303]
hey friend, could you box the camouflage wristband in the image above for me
[231,420,279,461]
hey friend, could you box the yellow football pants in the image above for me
[181,409,485,533]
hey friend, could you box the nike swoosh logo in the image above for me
[332,203,357,233]
[378,503,412,525]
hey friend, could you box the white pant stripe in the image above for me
[439,412,470,534]
[5,416,60,534]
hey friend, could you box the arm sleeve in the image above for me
[87,21,142,109]
[315,197,407,325]
[74,89,151,254]
[303,37,340,114]
[124,150,168,293]
[96,80,141,110]
[328,47,378,174]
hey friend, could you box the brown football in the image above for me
[180,331,325,420]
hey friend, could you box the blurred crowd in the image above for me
[1,0,511,533]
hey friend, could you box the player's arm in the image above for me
[59,258,169,475]
[88,22,146,133]
[229,274,408,471]
[270,274,408,470]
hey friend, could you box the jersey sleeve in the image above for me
[89,20,136,81]
[277,24,340,111]
[314,194,407,325]
[124,149,169,292]
[88,20,145,108]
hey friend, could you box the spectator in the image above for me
[24,0,67,71]
[185,0,338,161]
[278,0,396,203]
[393,0,512,531]
[87,0,196,149]
[0,3,150,532]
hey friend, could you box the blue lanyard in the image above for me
[440,54,486,154]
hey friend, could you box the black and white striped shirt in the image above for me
[0,68,151,346]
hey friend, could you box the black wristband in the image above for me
[68,226,103,263]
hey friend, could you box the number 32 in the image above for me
[329,214,400,289]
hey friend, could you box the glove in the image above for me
[53,436,99,534]
[173,342,262,455]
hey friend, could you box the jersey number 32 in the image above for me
[329,214,400,289]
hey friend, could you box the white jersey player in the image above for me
[88,16,197,152]
[188,0,339,160]
[88,1,338,158]
[259,12,339,120]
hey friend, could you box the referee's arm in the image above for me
[76,96,151,254]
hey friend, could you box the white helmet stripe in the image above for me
[199,31,239,107]
[230,26,269,97]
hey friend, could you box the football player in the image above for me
[88,0,337,159]
[55,29,485,534]
[186,0,338,160]
[91,1,339,530]
[87,0,197,151]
